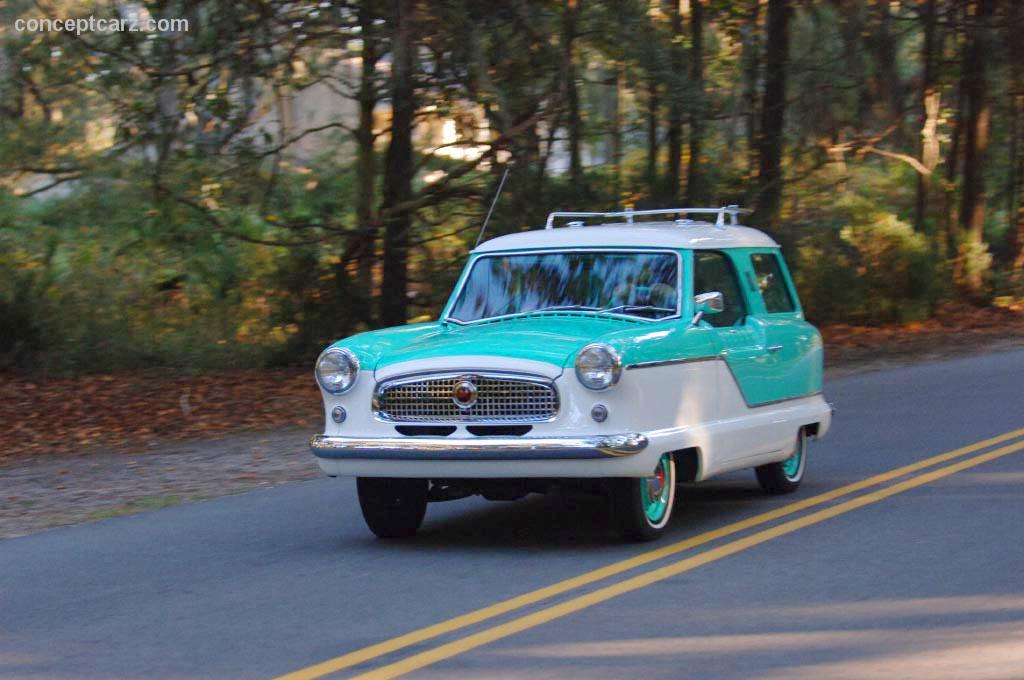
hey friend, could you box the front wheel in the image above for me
[356,478,428,538]
[755,429,808,495]
[609,453,677,541]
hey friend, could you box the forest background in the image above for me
[2,0,1023,378]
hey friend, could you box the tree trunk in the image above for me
[685,0,706,206]
[740,0,762,172]
[872,0,904,144]
[1006,0,1024,269]
[1015,151,1024,268]
[353,0,380,326]
[563,0,584,196]
[834,0,869,135]
[379,0,416,326]
[665,0,685,202]
[646,76,659,193]
[751,0,792,230]
[914,0,939,232]
[611,66,623,202]
[943,52,966,259]
[958,0,995,296]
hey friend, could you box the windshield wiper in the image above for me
[456,304,601,324]
[596,304,677,316]
[530,304,602,313]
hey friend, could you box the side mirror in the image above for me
[692,291,724,324]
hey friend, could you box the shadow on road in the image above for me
[366,477,772,552]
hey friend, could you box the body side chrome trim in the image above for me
[625,356,718,370]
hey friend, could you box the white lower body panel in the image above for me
[314,393,832,480]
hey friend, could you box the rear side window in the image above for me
[694,251,747,327]
[750,253,795,313]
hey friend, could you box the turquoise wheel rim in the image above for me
[643,454,673,524]
[782,436,804,480]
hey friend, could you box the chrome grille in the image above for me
[375,372,559,422]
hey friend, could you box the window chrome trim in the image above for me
[443,248,684,325]
[373,370,560,423]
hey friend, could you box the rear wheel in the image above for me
[356,478,428,538]
[610,453,677,541]
[755,429,807,495]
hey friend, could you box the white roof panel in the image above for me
[474,221,778,253]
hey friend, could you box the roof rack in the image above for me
[545,206,746,229]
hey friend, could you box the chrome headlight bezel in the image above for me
[315,347,360,394]
[574,343,622,391]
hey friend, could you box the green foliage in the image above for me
[1,174,299,373]
[795,197,938,324]
[951,239,994,300]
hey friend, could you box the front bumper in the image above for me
[309,432,649,461]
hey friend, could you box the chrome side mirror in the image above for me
[692,291,724,325]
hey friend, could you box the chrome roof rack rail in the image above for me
[544,206,746,229]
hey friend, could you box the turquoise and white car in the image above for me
[311,207,832,540]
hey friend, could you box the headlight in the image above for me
[574,343,622,391]
[315,348,359,394]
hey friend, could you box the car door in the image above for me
[692,250,765,407]
[743,250,822,402]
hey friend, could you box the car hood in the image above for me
[339,316,642,372]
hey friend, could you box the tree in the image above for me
[665,0,685,202]
[1005,0,1024,269]
[685,0,707,205]
[352,0,385,327]
[379,0,417,326]
[740,0,762,172]
[914,0,941,232]
[957,0,995,296]
[751,0,792,230]
[563,0,585,195]
[645,75,661,194]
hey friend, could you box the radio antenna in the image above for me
[474,166,510,248]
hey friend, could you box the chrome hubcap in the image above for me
[642,454,672,524]
[782,436,804,481]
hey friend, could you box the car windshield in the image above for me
[447,250,679,323]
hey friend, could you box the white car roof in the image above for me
[474,221,778,253]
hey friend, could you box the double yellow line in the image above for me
[278,426,1024,680]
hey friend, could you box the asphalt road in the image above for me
[2,349,1024,680]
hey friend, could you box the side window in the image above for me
[750,253,796,313]
[694,251,747,328]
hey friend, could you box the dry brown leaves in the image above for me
[822,304,1024,366]
[0,369,320,462]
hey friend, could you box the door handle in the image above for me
[766,344,784,353]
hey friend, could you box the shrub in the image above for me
[795,210,937,325]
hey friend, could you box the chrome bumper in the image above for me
[309,433,649,461]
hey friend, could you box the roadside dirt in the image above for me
[2,306,1021,538]
[0,430,317,539]
[822,304,1024,377]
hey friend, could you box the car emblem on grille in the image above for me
[452,378,478,409]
